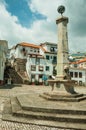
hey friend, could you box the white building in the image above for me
[0,40,8,85]
[40,42,57,75]
[70,68,86,86]
[10,42,54,84]
[40,42,57,64]
[70,58,86,85]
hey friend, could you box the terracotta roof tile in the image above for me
[70,58,86,64]
[18,42,40,49]
[78,58,86,63]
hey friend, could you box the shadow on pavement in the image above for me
[0,84,22,89]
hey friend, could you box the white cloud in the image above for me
[0,0,86,52]
[0,0,58,48]
[0,1,31,46]
[29,0,65,20]
[29,0,86,52]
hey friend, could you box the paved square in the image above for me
[0,84,86,130]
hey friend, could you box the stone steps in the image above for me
[39,93,86,102]
[9,69,23,84]
[2,114,86,130]
[5,68,23,84]
[14,110,86,123]
[16,94,86,115]
[2,94,86,130]
[44,92,84,98]
[14,58,29,82]
[10,97,86,124]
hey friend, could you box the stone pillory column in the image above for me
[40,6,85,101]
[56,16,69,80]
[52,5,77,94]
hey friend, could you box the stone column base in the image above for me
[40,80,86,102]
[48,79,76,94]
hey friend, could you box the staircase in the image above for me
[8,68,23,84]
[2,93,86,130]
[14,58,29,84]
[4,58,29,84]
[4,58,30,84]
[4,66,23,84]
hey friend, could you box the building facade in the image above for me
[0,40,8,85]
[40,42,57,75]
[9,41,86,86]
[70,58,86,85]
[10,42,54,84]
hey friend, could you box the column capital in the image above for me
[56,16,68,24]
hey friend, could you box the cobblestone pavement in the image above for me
[0,84,86,130]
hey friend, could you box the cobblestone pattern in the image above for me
[0,97,68,130]
[0,119,66,129]
[0,121,67,130]
[0,97,68,129]
[0,84,85,130]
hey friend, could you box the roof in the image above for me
[71,52,86,58]
[78,58,86,64]
[70,58,86,64]
[40,42,57,46]
[16,42,40,49]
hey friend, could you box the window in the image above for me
[39,66,43,71]
[54,47,57,52]
[31,75,35,78]
[74,64,77,68]
[46,66,49,71]
[31,65,36,71]
[22,48,25,51]
[70,72,73,77]
[39,75,43,78]
[22,48,27,56]
[46,55,49,60]
[36,58,40,64]
[53,56,56,60]
[75,72,78,78]
[52,56,57,64]
[50,47,54,52]
[34,49,36,52]
[79,72,82,78]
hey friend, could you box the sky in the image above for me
[0,0,86,53]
